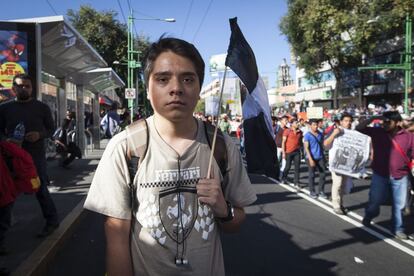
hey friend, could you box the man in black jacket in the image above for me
[0,74,59,240]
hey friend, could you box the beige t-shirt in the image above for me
[84,117,257,276]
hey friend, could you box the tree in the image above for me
[280,0,414,108]
[67,5,150,108]
[194,99,205,114]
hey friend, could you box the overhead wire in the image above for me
[45,0,58,15]
[191,0,214,43]
[116,0,128,24]
[181,0,194,37]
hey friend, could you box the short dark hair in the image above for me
[309,119,319,125]
[340,112,353,121]
[13,73,32,85]
[383,111,402,122]
[143,37,205,87]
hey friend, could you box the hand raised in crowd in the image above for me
[25,131,41,142]
[332,127,343,137]
[196,171,228,218]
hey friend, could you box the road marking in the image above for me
[266,176,414,258]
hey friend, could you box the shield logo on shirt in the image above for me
[159,186,198,244]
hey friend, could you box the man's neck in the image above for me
[16,97,33,103]
[311,129,319,135]
[153,114,197,140]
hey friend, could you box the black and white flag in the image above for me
[225,17,279,179]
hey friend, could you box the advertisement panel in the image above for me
[0,22,37,102]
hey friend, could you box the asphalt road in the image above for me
[47,166,414,276]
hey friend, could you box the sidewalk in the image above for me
[0,141,107,275]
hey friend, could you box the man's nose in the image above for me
[169,78,183,96]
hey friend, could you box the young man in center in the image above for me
[84,37,256,275]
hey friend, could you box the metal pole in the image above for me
[128,12,134,123]
[405,13,412,114]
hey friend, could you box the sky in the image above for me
[2,0,293,89]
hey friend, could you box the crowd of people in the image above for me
[270,108,414,240]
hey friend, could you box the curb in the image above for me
[12,198,87,276]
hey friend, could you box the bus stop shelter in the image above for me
[3,15,124,152]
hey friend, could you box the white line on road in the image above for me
[266,176,414,258]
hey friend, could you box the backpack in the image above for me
[0,141,40,206]
[125,119,228,212]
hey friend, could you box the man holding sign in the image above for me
[324,113,355,215]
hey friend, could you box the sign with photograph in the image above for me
[328,129,371,178]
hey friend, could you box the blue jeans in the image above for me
[365,173,407,233]
[32,153,59,226]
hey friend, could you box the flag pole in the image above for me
[207,67,228,179]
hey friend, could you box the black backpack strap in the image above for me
[203,121,228,179]
[125,119,149,214]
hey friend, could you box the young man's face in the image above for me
[147,51,201,122]
[340,117,352,129]
[310,122,318,132]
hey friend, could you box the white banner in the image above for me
[306,107,323,119]
[328,129,371,178]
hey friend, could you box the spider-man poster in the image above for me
[0,22,37,102]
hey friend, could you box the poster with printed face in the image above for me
[0,22,37,102]
[328,129,371,178]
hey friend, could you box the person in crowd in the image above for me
[356,111,413,240]
[219,114,231,134]
[401,117,414,215]
[119,111,131,130]
[84,37,256,275]
[0,74,59,239]
[280,118,303,188]
[304,119,327,199]
[274,116,289,178]
[100,102,120,138]
[53,118,82,168]
[324,113,353,215]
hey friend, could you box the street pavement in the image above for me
[46,163,414,276]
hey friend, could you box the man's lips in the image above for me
[167,100,185,106]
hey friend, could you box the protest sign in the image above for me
[328,129,371,178]
[307,107,323,119]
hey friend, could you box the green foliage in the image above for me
[67,5,151,107]
[280,0,413,80]
[194,99,205,114]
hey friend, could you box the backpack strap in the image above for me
[203,121,228,179]
[125,119,149,214]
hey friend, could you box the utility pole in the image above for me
[127,10,141,122]
[358,13,412,114]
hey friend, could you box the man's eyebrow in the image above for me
[152,71,197,77]
[153,71,172,77]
